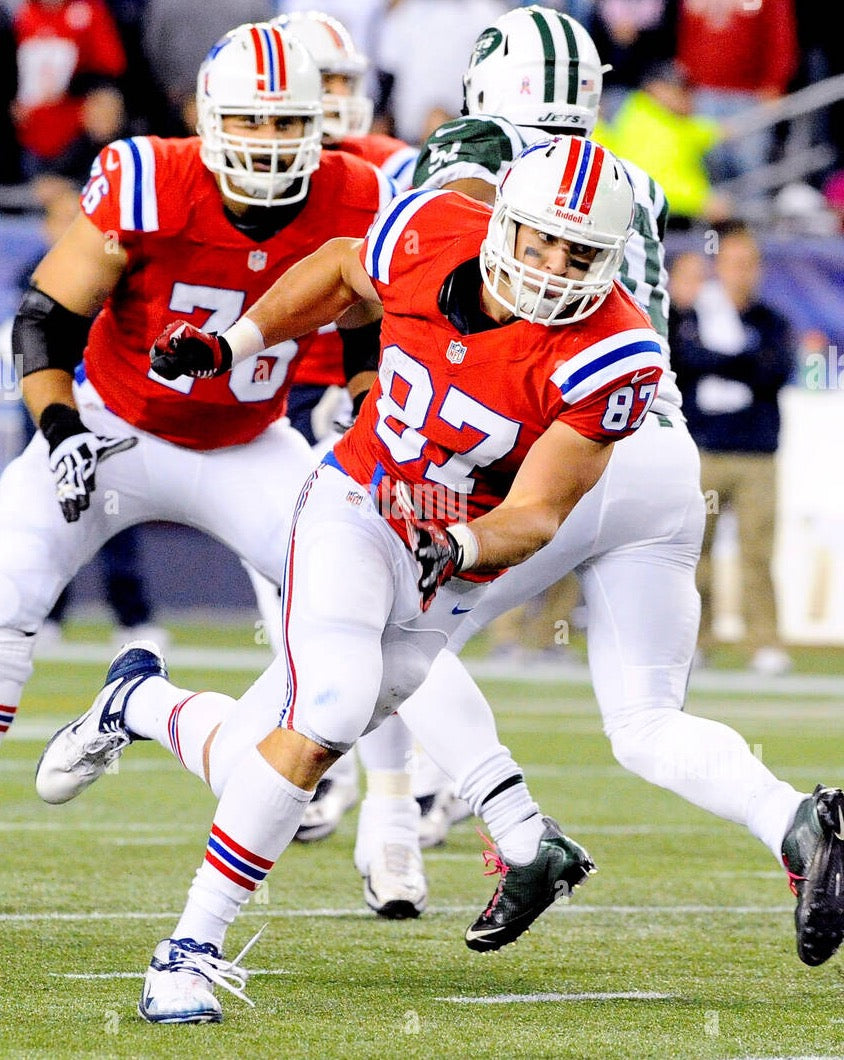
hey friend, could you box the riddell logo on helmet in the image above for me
[547,205,587,224]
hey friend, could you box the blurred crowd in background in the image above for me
[1,0,843,230]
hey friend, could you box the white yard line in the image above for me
[0,903,793,924]
[436,991,674,1003]
[50,969,289,980]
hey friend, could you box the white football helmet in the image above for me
[463,6,608,134]
[197,22,323,207]
[481,136,633,326]
[273,11,373,140]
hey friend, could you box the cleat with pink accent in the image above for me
[782,784,844,966]
[465,817,595,952]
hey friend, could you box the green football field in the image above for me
[3,624,844,1059]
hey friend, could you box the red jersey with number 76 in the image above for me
[78,135,393,449]
[333,188,664,537]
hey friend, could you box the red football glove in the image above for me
[150,321,233,380]
[396,483,464,612]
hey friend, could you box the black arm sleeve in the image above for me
[340,318,381,383]
[11,285,92,378]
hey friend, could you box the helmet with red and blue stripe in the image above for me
[272,10,373,140]
[197,22,323,206]
[482,136,633,325]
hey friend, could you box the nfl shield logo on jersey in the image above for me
[446,340,467,364]
[248,250,268,272]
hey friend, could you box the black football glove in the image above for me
[396,482,465,612]
[40,404,137,524]
[150,321,233,380]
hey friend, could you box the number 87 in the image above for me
[601,382,657,432]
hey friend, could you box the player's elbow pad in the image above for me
[12,285,92,378]
[340,318,381,382]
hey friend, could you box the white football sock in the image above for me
[410,743,451,799]
[746,781,808,867]
[354,717,416,873]
[458,751,543,864]
[123,678,236,783]
[0,703,17,741]
[357,713,413,771]
[398,649,511,796]
[173,748,312,950]
[353,793,420,876]
[398,649,545,862]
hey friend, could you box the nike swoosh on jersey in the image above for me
[631,369,656,384]
[452,605,473,615]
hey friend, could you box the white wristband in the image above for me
[448,522,480,571]
[222,317,265,367]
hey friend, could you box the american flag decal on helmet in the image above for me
[555,137,605,216]
[249,24,288,95]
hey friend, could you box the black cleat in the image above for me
[782,784,844,966]
[465,817,595,953]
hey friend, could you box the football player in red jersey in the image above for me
[1,22,393,746]
[38,136,666,1022]
[274,9,418,191]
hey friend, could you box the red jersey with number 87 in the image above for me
[79,135,393,449]
[333,188,664,536]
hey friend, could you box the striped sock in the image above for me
[124,682,235,784]
[0,704,17,739]
[172,747,313,950]
[163,691,235,783]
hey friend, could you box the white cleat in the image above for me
[750,646,793,676]
[139,940,223,1024]
[35,640,167,804]
[416,787,455,848]
[363,843,428,919]
[138,930,263,1024]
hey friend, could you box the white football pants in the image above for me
[210,460,491,756]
